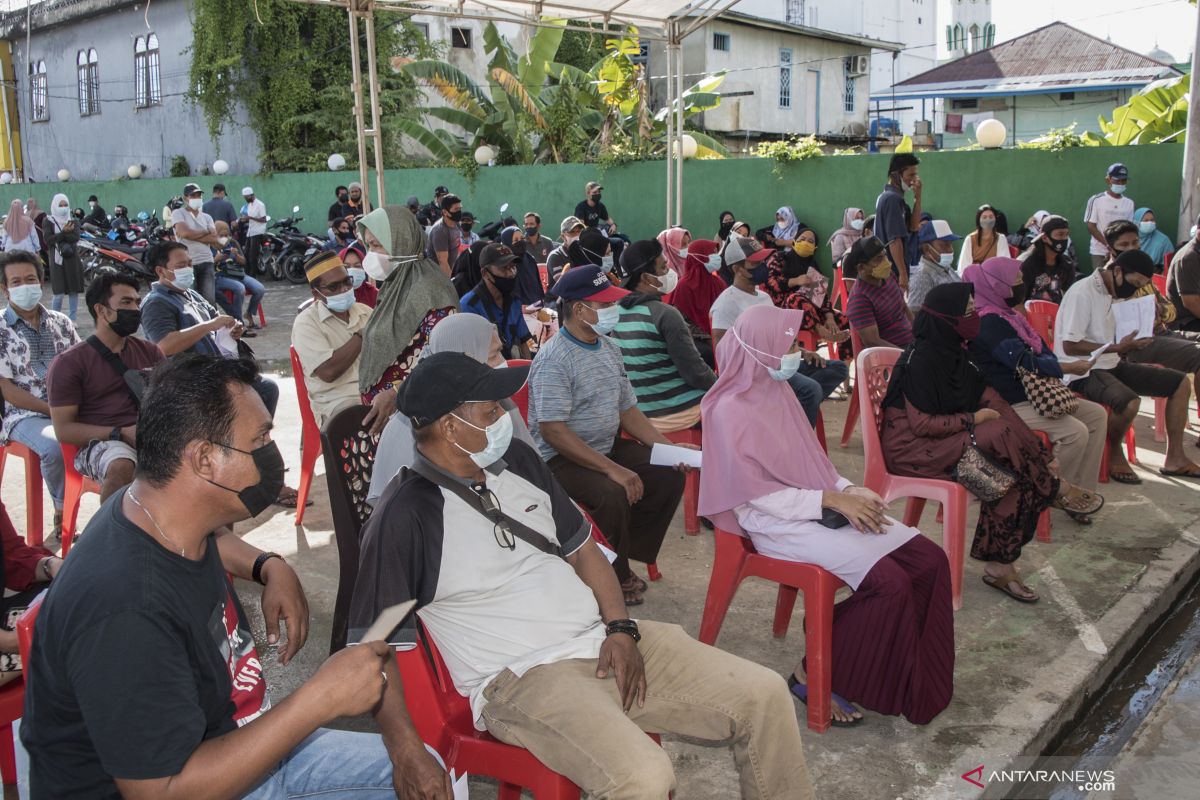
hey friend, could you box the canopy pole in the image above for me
[673,22,684,227]
[663,30,675,230]
[363,5,387,206]
[347,3,371,210]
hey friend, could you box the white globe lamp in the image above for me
[327,153,346,171]
[127,164,143,179]
[56,168,70,182]
[976,119,1007,149]
[212,159,229,175]
[0,173,12,185]
[474,144,495,166]
[678,133,698,159]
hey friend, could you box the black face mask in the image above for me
[1047,238,1068,254]
[719,221,735,238]
[747,262,770,285]
[336,230,352,240]
[509,241,527,257]
[206,440,286,518]
[591,193,602,202]
[107,308,142,338]
[489,270,517,295]
[337,193,349,202]
[460,224,474,234]
[1005,284,1027,307]
[448,210,463,223]
[1113,270,1141,299]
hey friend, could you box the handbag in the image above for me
[1016,351,1078,419]
[951,424,1016,503]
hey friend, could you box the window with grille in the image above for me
[451,27,472,49]
[77,49,99,116]
[134,34,161,108]
[779,48,792,109]
[29,60,48,121]
[843,58,855,113]
[712,32,730,52]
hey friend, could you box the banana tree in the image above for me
[1085,74,1190,145]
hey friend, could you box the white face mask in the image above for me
[347,267,367,288]
[217,236,230,246]
[363,251,396,282]
[600,254,614,272]
[678,247,689,258]
[170,266,195,291]
[656,269,679,294]
[850,219,865,231]
[732,329,801,381]
[705,254,723,273]
[323,287,356,313]
[53,206,69,219]
[979,218,995,230]
[451,409,513,469]
[938,252,954,268]
[188,197,203,210]
[7,284,41,311]
[585,303,620,335]
[1110,183,1127,195]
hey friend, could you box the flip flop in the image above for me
[1052,489,1104,516]
[1158,466,1200,479]
[1108,469,1142,485]
[787,675,862,727]
[982,571,1039,604]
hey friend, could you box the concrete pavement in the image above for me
[3,281,1200,799]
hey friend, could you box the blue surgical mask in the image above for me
[7,283,41,311]
[587,303,621,336]
[600,254,614,271]
[347,267,367,289]
[705,254,723,273]
[323,287,356,313]
[1139,221,1156,236]
[979,218,995,230]
[678,247,689,258]
[452,409,513,469]
[1110,183,1127,195]
[938,252,954,268]
[850,219,865,231]
[733,329,801,381]
[170,267,195,291]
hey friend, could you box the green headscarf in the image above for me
[356,205,459,393]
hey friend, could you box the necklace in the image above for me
[128,490,187,557]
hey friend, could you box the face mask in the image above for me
[719,221,734,238]
[218,236,230,247]
[510,241,527,257]
[591,193,602,202]
[348,267,367,289]
[338,193,349,202]
[938,252,954,268]
[586,303,621,335]
[1192,225,1198,240]
[207,440,286,518]
[489,271,517,295]
[525,227,538,238]
[677,247,689,259]
[7,284,41,311]
[169,267,195,291]
[363,251,396,281]
[953,312,981,341]
[448,210,463,222]
[451,409,513,469]
[656,269,678,294]
[732,329,801,381]
[793,240,816,258]
[1139,221,1156,236]
[869,261,893,281]
[747,262,769,285]
[460,224,474,234]
[1048,238,1068,254]
[53,206,69,219]
[323,287,356,313]
[107,308,142,338]
[1114,271,1140,299]
[188,198,203,210]
[1110,183,1127,195]
[89,202,97,209]
[336,230,351,240]
[1005,285,1026,308]
[980,218,995,230]
[850,219,865,231]
[705,254,723,273]
[600,254,614,272]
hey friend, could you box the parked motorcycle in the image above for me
[266,206,315,284]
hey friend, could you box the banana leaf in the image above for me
[400,60,491,117]
[422,106,484,133]
[394,119,464,161]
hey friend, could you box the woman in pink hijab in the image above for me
[1,199,39,253]
[699,303,954,726]
[656,227,690,275]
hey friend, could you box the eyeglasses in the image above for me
[319,277,355,294]
[473,483,515,550]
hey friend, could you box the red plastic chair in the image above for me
[507,358,532,421]
[1032,431,1053,544]
[537,263,549,293]
[288,346,322,525]
[794,331,832,453]
[839,329,864,448]
[697,527,845,733]
[59,443,101,555]
[1025,300,1138,480]
[857,347,968,611]
[666,427,701,536]
[219,288,268,328]
[0,674,21,785]
[1148,274,1171,442]
[0,440,45,545]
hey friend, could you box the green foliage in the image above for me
[189,0,440,172]
[1091,75,1189,146]
[169,155,191,178]
[755,135,824,177]
[1017,123,1095,151]
[555,27,608,73]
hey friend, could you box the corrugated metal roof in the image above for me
[891,22,1180,91]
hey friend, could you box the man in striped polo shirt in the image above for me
[610,240,716,433]
[846,236,914,349]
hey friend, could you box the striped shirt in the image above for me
[611,302,706,418]
[846,276,913,346]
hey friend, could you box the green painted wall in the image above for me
[4,144,1183,259]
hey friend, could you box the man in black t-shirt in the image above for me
[573,180,626,265]
[22,355,449,800]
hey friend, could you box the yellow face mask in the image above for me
[868,259,893,281]
[793,240,817,258]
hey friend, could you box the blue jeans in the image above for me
[244,729,401,799]
[786,359,849,426]
[50,294,78,321]
[216,275,266,320]
[7,415,64,508]
[193,260,216,305]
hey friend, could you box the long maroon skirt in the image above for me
[805,535,955,724]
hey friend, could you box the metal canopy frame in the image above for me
[286,0,742,224]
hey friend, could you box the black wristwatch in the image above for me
[252,552,283,585]
[108,426,122,441]
[605,618,641,642]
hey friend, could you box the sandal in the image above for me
[1158,466,1200,479]
[51,511,62,540]
[1052,487,1104,516]
[621,575,647,594]
[787,675,862,726]
[982,569,1039,604]
[1108,468,1141,485]
[621,587,645,606]
[274,486,312,509]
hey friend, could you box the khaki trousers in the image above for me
[1010,399,1107,492]
[479,621,814,800]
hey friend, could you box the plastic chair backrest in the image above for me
[16,596,42,677]
[1025,300,1058,345]
[856,347,902,488]
[319,404,376,652]
[288,346,319,437]
[507,359,532,423]
[537,264,549,292]
[1152,272,1167,296]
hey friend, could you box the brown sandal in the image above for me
[1052,487,1104,516]
[982,569,1039,603]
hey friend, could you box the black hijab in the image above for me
[567,227,610,268]
[450,239,489,298]
[717,210,735,241]
[883,282,988,415]
[779,225,818,279]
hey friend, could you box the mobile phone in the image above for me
[819,508,851,529]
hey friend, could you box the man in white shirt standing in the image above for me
[1084,163,1134,273]
[171,183,220,304]
[241,187,268,279]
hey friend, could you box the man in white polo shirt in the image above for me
[1084,163,1134,273]
[351,352,813,800]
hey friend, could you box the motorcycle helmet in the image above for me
[167,196,184,211]
[137,211,149,221]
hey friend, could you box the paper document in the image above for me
[360,600,416,643]
[1112,295,1156,342]
[451,770,470,800]
[1088,343,1110,364]
[650,443,702,469]
[213,326,240,357]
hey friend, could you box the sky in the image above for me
[991,0,1197,63]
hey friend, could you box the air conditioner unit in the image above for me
[848,55,870,76]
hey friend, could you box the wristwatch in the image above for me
[108,426,123,441]
[605,618,641,642]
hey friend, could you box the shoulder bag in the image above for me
[951,423,1016,503]
[1016,350,1078,419]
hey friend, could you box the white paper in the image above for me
[213,326,239,357]
[650,443,702,469]
[1088,343,1110,364]
[1111,295,1156,342]
[360,600,416,643]
[596,540,618,564]
[451,770,470,800]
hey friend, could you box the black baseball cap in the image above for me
[480,243,517,269]
[434,185,450,196]
[397,352,529,428]
[183,183,202,196]
[843,236,886,273]
[1114,248,1155,278]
